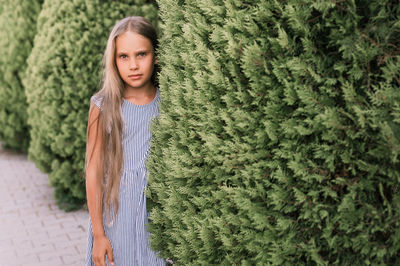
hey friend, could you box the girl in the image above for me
[85,16,165,266]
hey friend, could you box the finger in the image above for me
[93,256,99,266]
[107,247,115,266]
[99,257,106,266]
[94,255,105,266]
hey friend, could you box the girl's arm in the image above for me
[86,104,114,266]
[86,103,105,237]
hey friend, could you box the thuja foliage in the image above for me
[0,0,43,151]
[24,0,158,210]
[147,0,400,264]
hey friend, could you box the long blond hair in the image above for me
[86,16,158,222]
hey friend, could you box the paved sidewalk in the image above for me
[0,145,89,266]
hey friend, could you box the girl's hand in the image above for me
[92,234,114,266]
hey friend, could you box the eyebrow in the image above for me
[116,49,152,55]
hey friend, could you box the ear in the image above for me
[154,56,158,65]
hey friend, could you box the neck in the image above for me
[123,83,156,98]
[123,83,157,105]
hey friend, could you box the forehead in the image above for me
[115,31,153,52]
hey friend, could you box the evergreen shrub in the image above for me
[0,0,43,151]
[24,0,159,210]
[147,0,400,264]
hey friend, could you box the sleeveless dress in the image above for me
[85,90,165,266]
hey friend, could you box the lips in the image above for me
[128,74,142,79]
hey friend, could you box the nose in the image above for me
[130,58,138,69]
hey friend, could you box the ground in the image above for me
[0,144,89,265]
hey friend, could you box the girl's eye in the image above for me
[119,54,127,59]
[138,52,146,57]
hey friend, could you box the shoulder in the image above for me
[90,94,104,110]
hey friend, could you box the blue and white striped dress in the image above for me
[85,90,165,266]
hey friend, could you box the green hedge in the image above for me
[147,0,400,264]
[24,0,159,210]
[0,0,43,151]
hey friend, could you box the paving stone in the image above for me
[37,249,63,262]
[62,255,85,265]
[12,253,41,265]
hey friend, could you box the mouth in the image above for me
[128,74,142,79]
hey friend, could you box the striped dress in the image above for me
[85,90,165,266]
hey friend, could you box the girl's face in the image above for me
[115,31,156,91]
